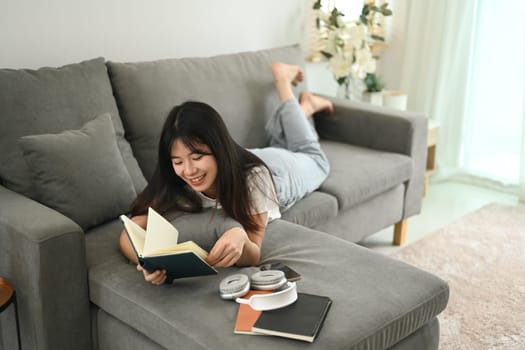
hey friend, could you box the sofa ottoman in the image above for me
[86,218,449,350]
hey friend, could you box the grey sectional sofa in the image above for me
[0,45,448,350]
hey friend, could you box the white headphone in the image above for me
[219,270,297,310]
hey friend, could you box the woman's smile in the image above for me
[188,174,205,185]
[187,174,207,188]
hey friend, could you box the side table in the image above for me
[0,277,22,350]
[425,120,439,196]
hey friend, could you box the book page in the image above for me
[120,215,146,257]
[143,207,179,256]
[148,241,208,260]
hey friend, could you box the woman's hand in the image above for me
[206,227,249,267]
[137,265,167,285]
[207,212,268,267]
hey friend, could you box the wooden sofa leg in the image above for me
[393,220,407,246]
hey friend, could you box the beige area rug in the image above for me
[392,203,525,350]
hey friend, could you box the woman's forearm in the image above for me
[236,239,261,266]
[235,212,267,266]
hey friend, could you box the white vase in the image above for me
[382,90,408,110]
[362,91,383,106]
[336,82,349,99]
[336,76,365,101]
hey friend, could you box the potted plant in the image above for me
[312,0,392,101]
[363,72,384,105]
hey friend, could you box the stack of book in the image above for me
[234,291,332,343]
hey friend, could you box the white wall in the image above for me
[1,0,307,69]
[374,0,407,95]
[1,0,405,98]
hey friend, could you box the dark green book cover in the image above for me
[120,210,217,283]
[251,292,332,342]
[140,252,217,283]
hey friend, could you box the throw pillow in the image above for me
[0,58,147,200]
[19,113,137,231]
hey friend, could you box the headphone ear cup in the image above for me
[219,274,250,300]
[250,270,287,290]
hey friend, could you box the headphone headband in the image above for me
[219,270,297,310]
[236,281,297,311]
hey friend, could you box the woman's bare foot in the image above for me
[271,62,304,86]
[300,92,334,117]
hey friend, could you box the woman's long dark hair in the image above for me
[131,101,272,232]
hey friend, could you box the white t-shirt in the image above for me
[197,166,281,223]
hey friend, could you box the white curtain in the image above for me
[391,0,524,202]
[521,13,525,203]
[521,65,525,203]
[462,0,525,200]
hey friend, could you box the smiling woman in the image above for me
[118,62,334,284]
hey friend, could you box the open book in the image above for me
[120,207,217,282]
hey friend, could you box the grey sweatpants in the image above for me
[249,98,330,210]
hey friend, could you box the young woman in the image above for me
[119,63,333,285]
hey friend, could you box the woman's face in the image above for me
[170,139,218,198]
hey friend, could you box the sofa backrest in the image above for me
[107,44,306,181]
[0,58,148,231]
[0,58,147,199]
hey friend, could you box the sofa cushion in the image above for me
[0,58,147,200]
[319,140,413,210]
[280,191,337,229]
[107,45,306,180]
[19,114,137,231]
[87,219,449,350]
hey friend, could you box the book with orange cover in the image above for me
[234,290,272,334]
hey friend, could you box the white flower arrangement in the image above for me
[312,1,392,94]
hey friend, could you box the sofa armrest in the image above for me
[0,186,91,350]
[314,97,428,218]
